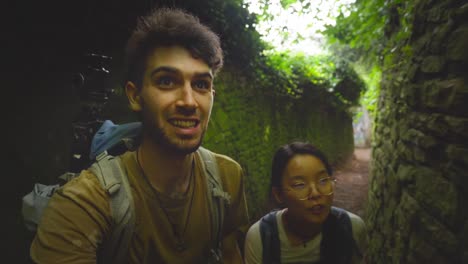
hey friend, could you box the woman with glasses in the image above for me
[244,142,367,264]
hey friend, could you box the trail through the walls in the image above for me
[333,148,371,218]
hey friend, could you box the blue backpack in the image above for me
[260,207,362,264]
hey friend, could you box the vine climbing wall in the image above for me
[202,70,355,219]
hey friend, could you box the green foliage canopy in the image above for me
[252,50,365,112]
[322,0,415,113]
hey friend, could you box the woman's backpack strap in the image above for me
[259,210,281,264]
[320,206,354,264]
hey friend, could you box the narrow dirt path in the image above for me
[333,148,371,218]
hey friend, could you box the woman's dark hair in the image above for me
[270,141,333,190]
[125,8,224,89]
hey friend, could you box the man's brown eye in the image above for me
[156,76,175,88]
[193,80,210,90]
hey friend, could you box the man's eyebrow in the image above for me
[150,66,178,76]
[194,72,213,80]
[150,66,213,80]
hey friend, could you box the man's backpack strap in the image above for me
[259,210,281,264]
[197,147,230,263]
[89,151,135,264]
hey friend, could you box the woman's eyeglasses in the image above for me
[285,177,336,200]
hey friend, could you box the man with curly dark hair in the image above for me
[31,8,249,264]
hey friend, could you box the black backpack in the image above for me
[259,206,362,264]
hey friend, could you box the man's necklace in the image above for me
[136,150,195,252]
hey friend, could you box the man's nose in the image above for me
[176,82,197,109]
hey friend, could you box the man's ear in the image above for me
[272,187,283,204]
[125,81,142,111]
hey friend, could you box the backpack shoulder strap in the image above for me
[320,206,355,264]
[259,210,281,264]
[334,207,362,260]
[332,207,363,259]
[89,151,135,264]
[197,147,230,262]
[198,147,231,202]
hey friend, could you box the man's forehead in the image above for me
[145,45,212,74]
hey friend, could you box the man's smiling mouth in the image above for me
[170,119,198,128]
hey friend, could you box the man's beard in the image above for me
[141,107,204,155]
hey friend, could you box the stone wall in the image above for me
[366,0,468,263]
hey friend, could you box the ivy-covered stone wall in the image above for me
[202,70,354,218]
[366,0,468,263]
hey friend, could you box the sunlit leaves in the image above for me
[244,0,356,54]
[280,0,298,9]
